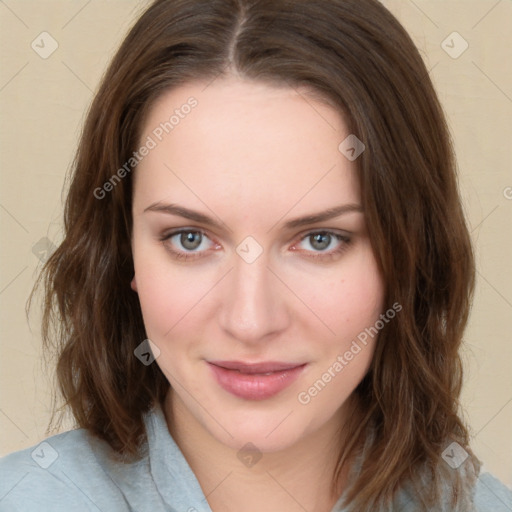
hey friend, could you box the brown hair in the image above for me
[32,0,480,509]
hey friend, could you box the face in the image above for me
[131,76,385,453]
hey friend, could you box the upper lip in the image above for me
[208,360,306,374]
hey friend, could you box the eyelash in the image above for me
[159,229,352,262]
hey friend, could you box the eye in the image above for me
[160,229,217,260]
[159,228,352,262]
[294,231,351,260]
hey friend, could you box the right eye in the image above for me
[159,229,219,261]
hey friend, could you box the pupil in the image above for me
[181,232,201,250]
[312,233,330,250]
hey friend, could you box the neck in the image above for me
[163,390,356,512]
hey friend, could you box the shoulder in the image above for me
[392,457,512,512]
[473,471,512,511]
[0,428,95,511]
[0,427,147,512]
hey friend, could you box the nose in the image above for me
[218,252,290,345]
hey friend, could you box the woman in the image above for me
[1,0,510,510]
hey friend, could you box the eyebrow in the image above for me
[143,202,363,231]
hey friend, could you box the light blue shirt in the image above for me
[1,403,511,511]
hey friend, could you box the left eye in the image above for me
[296,231,347,253]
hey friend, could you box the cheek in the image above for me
[133,262,207,380]
[297,255,384,414]
[131,242,193,338]
[300,248,384,338]
[135,271,170,336]
[132,244,221,355]
[135,268,200,338]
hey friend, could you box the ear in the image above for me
[131,274,138,292]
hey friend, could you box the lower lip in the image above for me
[208,363,307,400]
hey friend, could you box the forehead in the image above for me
[133,77,360,219]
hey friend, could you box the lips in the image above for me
[208,360,307,400]
[210,361,303,374]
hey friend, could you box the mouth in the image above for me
[207,360,307,400]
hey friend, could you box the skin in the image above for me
[131,76,385,512]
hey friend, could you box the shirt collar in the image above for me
[145,402,214,512]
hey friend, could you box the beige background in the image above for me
[1,0,511,488]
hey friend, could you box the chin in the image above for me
[203,404,317,453]
[218,423,305,453]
